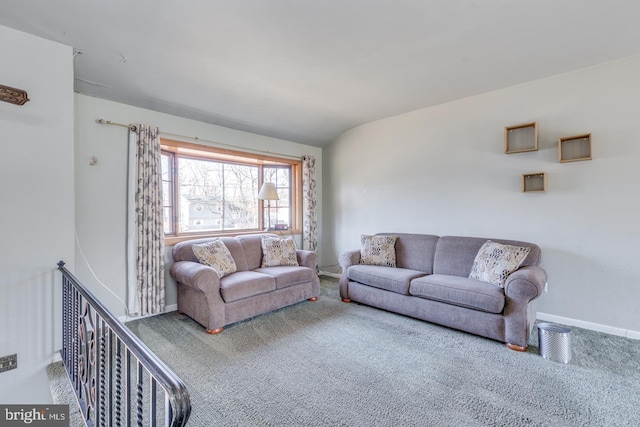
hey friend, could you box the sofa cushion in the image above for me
[377,233,439,273]
[433,236,540,277]
[348,264,427,295]
[360,234,397,267]
[219,271,276,303]
[173,237,250,271]
[409,274,505,314]
[192,239,238,278]
[261,235,299,267]
[255,266,314,289]
[469,240,530,287]
[237,234,266,270]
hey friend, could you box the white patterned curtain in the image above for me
[126,124,165,316]
[302,155,317,251]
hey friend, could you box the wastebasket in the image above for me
[537,323,572,363]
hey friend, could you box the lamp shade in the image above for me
[257,182,279,200]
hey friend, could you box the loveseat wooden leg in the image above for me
[506,343,527,352]
[206,327,223,335]
[308,297,318,301]
[342,298,351,303]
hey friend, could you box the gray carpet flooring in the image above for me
[51,276,640,426]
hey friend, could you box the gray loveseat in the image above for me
[170,234,320,334]
[339,233,547,351]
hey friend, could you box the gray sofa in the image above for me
[339,233,547,351]
[170,234,320,334]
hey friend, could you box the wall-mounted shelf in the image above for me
[559,133,591,163]
[522,172,547,193]
[0,84,29,106]
[505,122,538,154]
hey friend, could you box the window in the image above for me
[161,139,301,243]
[263,166,291,230]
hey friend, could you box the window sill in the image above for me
[164,229,301,247]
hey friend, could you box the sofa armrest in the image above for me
[338,249,361,300]
[338,249,361,270]
[503,265,548,348]
[296,250,318,270]
[170,261,221,294]
[504,265,547,303]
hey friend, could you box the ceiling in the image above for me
[2,1,640,147]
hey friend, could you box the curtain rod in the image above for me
[96,118,304,160]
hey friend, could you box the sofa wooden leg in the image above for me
[178,311,184,315]
[308,297,318,301]
[506,343,527,352]
[206,327,223,335]
[342,298,351,303]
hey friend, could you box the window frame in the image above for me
[161,138,302,246]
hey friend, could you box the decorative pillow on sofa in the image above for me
[261,235,299,267]
[359,234,397,267]
[469,240,530,287]
[192,239,237,279]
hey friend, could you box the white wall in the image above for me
[324,54,640,338]
[74,94,323,317]
[0,26,74,402]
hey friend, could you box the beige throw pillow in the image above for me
[192,239,237,279]
[261,236,299,267]
[359,235,397,267]
[469,240,530,287]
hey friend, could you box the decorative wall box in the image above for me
[505,122,538,154]
[522,172,547,193]
[559,133,591,163]
[0,84,29,106]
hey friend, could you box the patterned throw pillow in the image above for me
[469,240,530,287]
[192,239,238,279]
[261,236,299,267]
[359,235,397,267]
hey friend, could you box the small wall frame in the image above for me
[505,122,538,154]
[522,172,547,193]
[559,133,591,163]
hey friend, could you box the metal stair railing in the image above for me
[57,261,191,427]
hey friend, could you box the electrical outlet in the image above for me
[0,354,17,373]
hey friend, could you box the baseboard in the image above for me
[537,312,640,340]
[119,304,178,323]
[319,271,341,278]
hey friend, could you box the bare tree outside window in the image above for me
[177,158,259,232]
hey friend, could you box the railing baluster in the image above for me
[73,286,80,398]
[115,336,122,427]
[126,348,131,426]
[108,329,114,427]
[165,393,171,427]
[56,261,190,426]
[137,362,144,427]
[62,275,68,364]
[98,316,106,427]
[150,376,157,427]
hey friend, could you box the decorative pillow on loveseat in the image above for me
[469,240,530,287]
[192,239,238,278]
[261,235,299,267]
[359,234,397,267]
